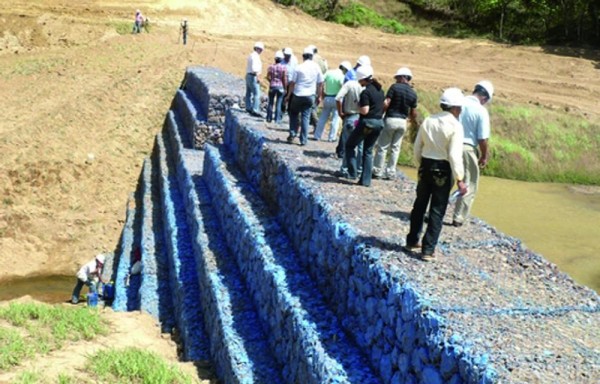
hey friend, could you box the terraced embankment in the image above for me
[109,66,600,384]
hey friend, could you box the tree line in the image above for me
[274,0,599,46]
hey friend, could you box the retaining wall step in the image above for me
[138,153,176,330]
[156,130,210,361]
[164,106,284,383]
[202,143,381,384]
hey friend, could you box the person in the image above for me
[344,65,385,187]
[344,55,370,83]
[307,45,327,132]
[125,247,142,287]
[132,9,144,34]
[373,67,418,180]
[452,80,494,227]
[71,254,105,304]
[266,50,287,124]
[286,47,324,146]
[245,41,264,117]
[404,88,468,261]
[335,68,364,177]
[281,47,298,114]
[180,19,188,45]
[314,62,345,141]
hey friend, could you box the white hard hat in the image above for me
[95,254,106,265]
[283,47,293,55]
[339,61,352,72]
[254,41,265,50]
[475,80,494,102]
[303,46,314,55]
[307,44,317,53]
[356,55,371,67]
[394,67,413,80]
[275,50,284,60]
[440,87,465,107]
[136,9,140,13]
[356,65,373,81]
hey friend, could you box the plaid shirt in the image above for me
[268,63,287,88]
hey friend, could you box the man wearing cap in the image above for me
[335,65,364,176]
[71,254,105,304]
[282,47,297,113]
[452,80,494,227]
[314,62,345,141]
[286,47,324,146]
[266,51,287,124]
[245,42,264,117]
[373,67,418,180]
[404,88,468,261]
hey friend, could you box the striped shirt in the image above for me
[268,63,287,88]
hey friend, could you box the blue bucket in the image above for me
[87,292,98,307]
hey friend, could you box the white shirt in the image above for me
[292,60,324,97]
[246,50,262,75]
[335,80,363,114]
[414,111,465,181]
[77,259,102,282]
[460,95,490,146]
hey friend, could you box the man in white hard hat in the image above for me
[285,46,324,146]
[343,55,370,83]
[266,50,288,124]
[451,80,494,227]
[245,41,265,117]
[71,253,105,304]
[335,64,364,176]
[404,87,468,261]
[281,47,297,114]
[314,61,345,141]
[373,67,418,180]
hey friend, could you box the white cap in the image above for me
[356,55,371,67]
[95,254,106,265]
[254,41,265,50]
[339,61,352,72]
[283,47,293,55]
[275,50,284,60]
[440,87,465,107]
[303,46,314,55]
[394,67,413,80]
[356,65,373,80]
[475,80,494,102]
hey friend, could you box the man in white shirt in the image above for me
[286,47,324,146]
[405,88,468,261]
[245,41,264,117]
[71,254,105,304]
[335,74,363,176]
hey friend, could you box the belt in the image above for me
[325,94,337,97]
[247,73,256,76]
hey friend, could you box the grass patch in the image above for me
[107,20,133,35]
[87,347,193,384]
[14,370,41,384]
[0,302,108,369]
[334,1,410,34]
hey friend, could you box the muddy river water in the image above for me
[400,166,600,293]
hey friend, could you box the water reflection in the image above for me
[0,275,74,303]
[400,166,600,293]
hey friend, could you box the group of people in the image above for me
[245,41,494,262]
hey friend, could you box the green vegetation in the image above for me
[108,20,133,35]
[14,370,41,384]
[395,88,600,184]
[0,302,107,369]
[333,2,411,34]
[87,347,193,384]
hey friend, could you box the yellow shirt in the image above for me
[414,111,465,181]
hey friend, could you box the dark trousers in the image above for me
[345,119,383,186]
[406,158,453,255]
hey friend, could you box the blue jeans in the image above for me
[267,86,284,123]
[289,95,315,145]
[245,74,261,114]
[346,118,384,186]
[314,96,340,141]
[339,114,362,174]
[71,278,97,304]
[406,158,453,255]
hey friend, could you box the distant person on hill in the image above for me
[71,254,105,304]
[451,80,494,227]
[314,61,345,142]
[180,19,188,45]
[286,46,324,146]
[343,65,385,187]
[404,88,467,261]
[245,41,264,118]
[372,67,418,180]
[132,9,144,34]
[266,50,287,124]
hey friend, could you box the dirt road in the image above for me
[1,0,599,281]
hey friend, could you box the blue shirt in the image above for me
[344,68,356,83]
[459,95,490,146]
